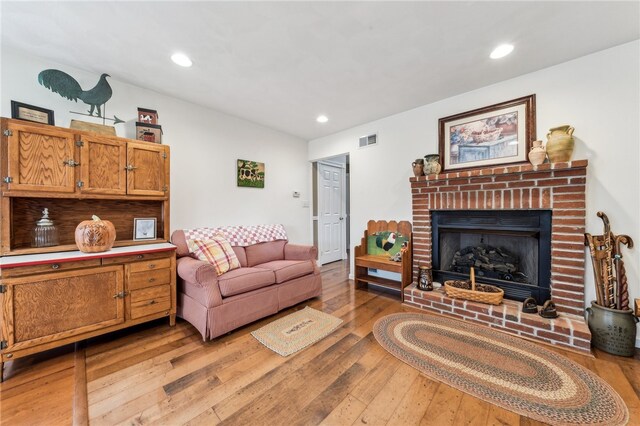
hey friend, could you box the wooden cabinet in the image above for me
[0,117,175,381]
[5,121,77,194]
[2,266,125,352]
[79,134,127,195]
[0,246,176,378]
[80,137,168,197]
[126,142,167,196]
[1,119,169,199]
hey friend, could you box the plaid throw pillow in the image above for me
[187,237,241,276]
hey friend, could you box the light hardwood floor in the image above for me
[1,260,639,425]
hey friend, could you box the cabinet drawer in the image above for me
[130,285,171,319]
[128,268,171,291]
[102,251,171,266]
[129,258,171,273]
[1,259,102,278]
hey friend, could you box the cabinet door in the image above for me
[1,266,124,352]
[126,142,166,196]
[6,122,77,193]
[79,135,127,194]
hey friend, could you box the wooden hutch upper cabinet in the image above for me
[1,121,169,198]
[4,121,77,194]
[79,134,127,195]
[126,142,167,196]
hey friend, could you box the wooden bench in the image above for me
[354,220,412,301]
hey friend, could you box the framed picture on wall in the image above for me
[439,95,536,172]
[133,218,157,240]
[237,159,265,188]
[11,100,55,125]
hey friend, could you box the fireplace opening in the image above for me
[432,210,551,303]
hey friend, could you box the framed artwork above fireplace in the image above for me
[439,94,536,172]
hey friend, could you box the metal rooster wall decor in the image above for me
[37,69,124,124]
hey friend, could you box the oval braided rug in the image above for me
[373,313,628,426]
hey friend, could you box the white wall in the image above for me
[309,41,640,344]
[0,47,311,244]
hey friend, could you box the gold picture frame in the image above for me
[439,95,536,172]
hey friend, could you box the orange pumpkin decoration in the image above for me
[75,215,116,253]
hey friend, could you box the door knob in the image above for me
[339,217,344,220]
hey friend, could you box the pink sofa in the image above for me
[171,228,322,340]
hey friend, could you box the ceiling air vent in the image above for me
[358,133,377,148]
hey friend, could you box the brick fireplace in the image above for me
[404,160,592,353]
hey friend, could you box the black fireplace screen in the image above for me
[432,210,551,303]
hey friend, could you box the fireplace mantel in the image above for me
[406,160,590,352]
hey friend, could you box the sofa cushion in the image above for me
[232,246,248,267]
[245,240,287,267]
[187,237,241,276]
[254,260,314,284]
[218,267,276,297]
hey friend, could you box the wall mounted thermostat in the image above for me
[293,191,300,198]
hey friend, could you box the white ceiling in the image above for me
[2,1,639,140]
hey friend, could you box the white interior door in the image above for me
[318,161,345,265]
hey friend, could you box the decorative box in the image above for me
[137,108,159,125]
[135,122,162,143]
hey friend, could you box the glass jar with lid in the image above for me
[32,208,59,247]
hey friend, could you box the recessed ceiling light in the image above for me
[171,53,192,67]
[316,115,328,123]
[490,44,514,59]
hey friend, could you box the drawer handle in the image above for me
[149,300,157,305]
[148,263,156,269]
[51,263,60,270]
[137,254,144,260]
[148,278,156,283]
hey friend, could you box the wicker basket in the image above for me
[444,280,504,305]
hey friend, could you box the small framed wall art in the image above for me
[133,217,157,240]
[237,159,265,188]
[439,95,536,172]
[11,100,55,125]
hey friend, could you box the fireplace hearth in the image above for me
[432,210,551,304]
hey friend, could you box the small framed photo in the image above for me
[133,218,157,240]
[439,95,536,172]
[11,100,55,125]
